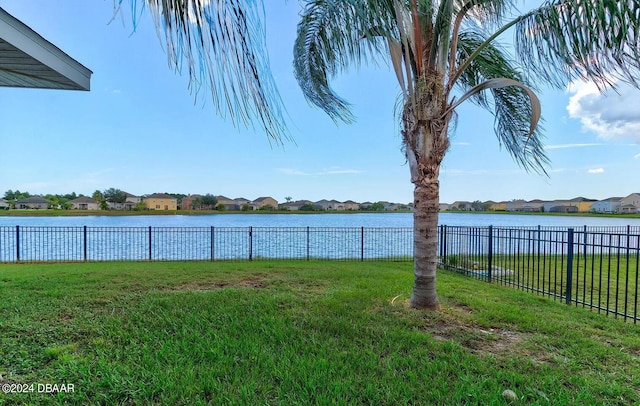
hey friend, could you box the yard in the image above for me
[1,261,639,404]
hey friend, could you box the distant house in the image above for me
[506,200,525,212]
[543,199,572,213]
[522,199,546,212]
[383,202,401,211]
[181,194,216,210]
[539,197,594,213]
[489,201,507,211]
[451,201,473,211]
[568,197,597,212]
[215,195,235,210]
[107,192,141,210]
[314,199,360,211]
[15,196,49,209]
[439,203,450,211]
[483,200,497,211]
[180,194,202,210]
[69,196,99,210]
[279,200,312,211]
[619,193,640,213]
[590,197,623,213]
[313,199,337,210]
[144,193,177,211]
[342,200,360,211]
[231,197,251,210]
[0,198,9,209]
[250,197,278,210]
[209,196,252,211]
[549,204,578,213]
[124,192,141,207]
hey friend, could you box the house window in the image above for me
[156,205,160,209]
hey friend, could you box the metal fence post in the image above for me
[566,228,574,305]
[148,226,152,261]
[442,225,447,265]
[487,225,493,283]
[249,226,253,261]
[438,224,442,258]
[361,227,364,261]
[211,226,216,261]
[306,226,310,261]
[16,225,20,262]
[83,226,87,262]
[583,225,588,262]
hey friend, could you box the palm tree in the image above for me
[129,0,640,309]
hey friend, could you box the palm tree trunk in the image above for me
[410,177,440,310]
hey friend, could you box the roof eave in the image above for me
[0,7,92,91]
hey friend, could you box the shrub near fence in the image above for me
[438,225,640,323]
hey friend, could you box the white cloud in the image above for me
[635,153,640,159]
[587,168,605,174]
[566,80,640,142]
[278,168,310,176]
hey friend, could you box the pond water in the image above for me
[1,212,639,228]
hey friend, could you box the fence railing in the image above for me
[438,225,640,323]
[0,226,413,262]
[1,224,638,323]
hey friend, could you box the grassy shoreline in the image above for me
[1,261,638,404]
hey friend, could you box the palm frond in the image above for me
[429,0,454,69]
[491,84,549,175]
[515,0,640,89]
[119,0,287,141]
[455,0,514,29]
[453,32,526,105]
[294,0,397,123]
[451,32,548,174]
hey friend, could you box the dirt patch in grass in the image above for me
[431,322,524,357]
[406,302,528,359]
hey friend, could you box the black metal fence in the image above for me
[0,226,413,262]
[438,225,640,323]
[2,224,639,323]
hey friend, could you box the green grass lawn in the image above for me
[1,261,639,405]
[447,253,639,319]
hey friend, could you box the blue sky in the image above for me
[1,1,638,205]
